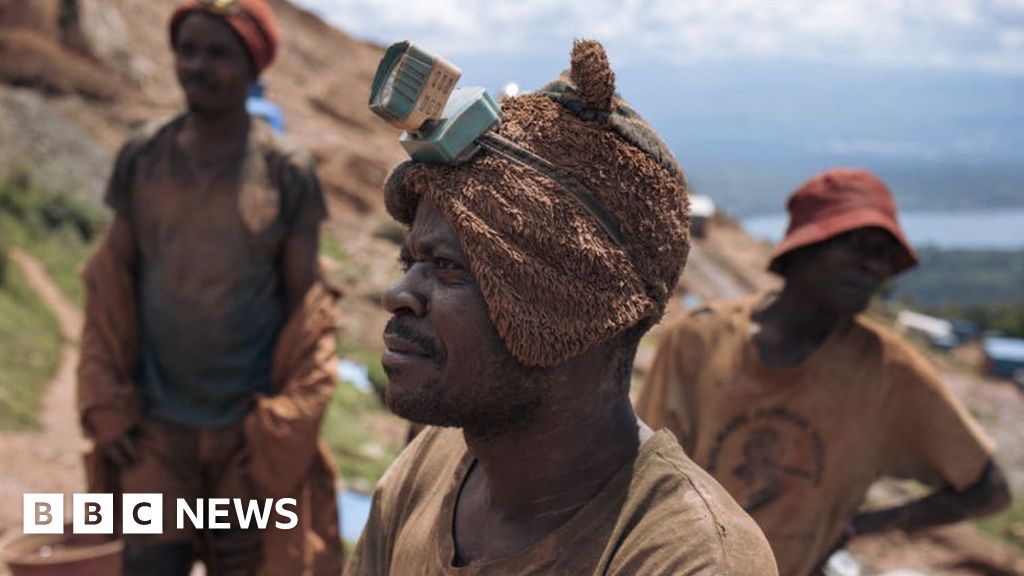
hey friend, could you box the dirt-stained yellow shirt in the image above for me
[636,295,995,576]
[347,426,777,575]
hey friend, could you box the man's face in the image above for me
[381,199,547,436]
[173,12,254,115]
[786,226,900,316]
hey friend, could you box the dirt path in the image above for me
[0,249,87,534]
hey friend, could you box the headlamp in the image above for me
[369,41,502,164]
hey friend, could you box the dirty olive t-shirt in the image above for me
[346,426,777,575]
[636,296,996,576]
[104,116,326,426]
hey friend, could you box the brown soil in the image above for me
[0,250,86,535]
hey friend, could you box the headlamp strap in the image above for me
[477,132,625,249]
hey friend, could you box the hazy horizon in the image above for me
[296,0,1024,216]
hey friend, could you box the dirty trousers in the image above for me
[119,419,259,576]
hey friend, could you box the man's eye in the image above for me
[434,257,461,271]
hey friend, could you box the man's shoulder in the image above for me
[116,116,180,162]
[607,430,777,574]
[852,314,935,376]
[373,426,465,507]
[253,121,316,172]
[661,296,753,346]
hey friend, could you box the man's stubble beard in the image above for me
[385,358,549,441]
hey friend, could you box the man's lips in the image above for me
[383,333,431,357]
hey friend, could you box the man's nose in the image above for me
[178,51,207,73]
[862,253,895,279]
[382,268,427,317]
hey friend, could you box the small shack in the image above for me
[689,194,715,239]
[982,337,1024,382]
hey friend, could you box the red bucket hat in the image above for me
[169,0,280,74]
[769,168,918,274]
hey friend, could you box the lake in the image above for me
[741,207,1024,250]
[340,489,373,543]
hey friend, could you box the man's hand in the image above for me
[84,407,140,468]
[103,432,140,468]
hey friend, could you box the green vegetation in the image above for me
[891,247,1024,309]
[0,167,97,430]
[320,230,348,263]
[0,166,104,306]
[977,496,1024,551]
[322,342,398,492]
[889,247,1024,338]
[931,302,1024,340]
[0,256,62,430]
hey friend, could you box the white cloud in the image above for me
[297,0,1024,73]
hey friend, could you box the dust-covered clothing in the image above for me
[346,426,776,575]
[103,115,326,426]
[636,295,996,576]
[79,120,343,573]
[119,420,254,543]
[78,238,344,573]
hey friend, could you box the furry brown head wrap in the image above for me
[385,40,690,367]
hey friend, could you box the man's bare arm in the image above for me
[849,460,1011,537]
[282,226,320,313]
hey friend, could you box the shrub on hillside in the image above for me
[0,165,104,242]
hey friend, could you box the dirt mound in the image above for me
[0,29,120,99]
[0,86,113,202]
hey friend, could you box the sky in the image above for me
[294,0,1024,215]
[299,0,1024,73]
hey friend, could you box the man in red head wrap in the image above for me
[77,1,342,574]
[637,168,1011,575]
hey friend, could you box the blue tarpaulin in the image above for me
[983,337,1024,379]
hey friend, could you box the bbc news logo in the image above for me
[24,494,298,534]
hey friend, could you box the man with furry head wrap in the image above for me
[346,40,776,575]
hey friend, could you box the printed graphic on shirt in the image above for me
[707,406,826,513]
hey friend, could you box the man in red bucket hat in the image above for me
[637,168,1011,575]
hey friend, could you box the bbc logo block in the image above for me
[23,493,63,534]
[73,493,114,534]
[122,493,162,534]
[24,494,298,534]
[25,493,162,535]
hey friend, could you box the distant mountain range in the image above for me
[891,247,1024,307]
[453,56,1024,216]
